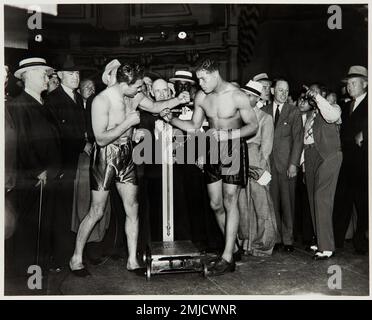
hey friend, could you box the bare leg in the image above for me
[70,190,109,270]
[207,180,225,234]
[116,182,141,270]
[221,183,241,262]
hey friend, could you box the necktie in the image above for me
[73,90,78,104]
[274,104,280,128]
[349,100,355,115]
[305,109,318,140]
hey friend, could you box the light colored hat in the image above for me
[253,73,271,83]
[342,65,368,82]
[242,80,263,97]
[169,70,195,84]
[14,57,53,79]
[102,59,121,86]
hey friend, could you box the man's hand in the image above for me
[287,164,298,178]
[83,142,93,156]
[36,170,47,187]
[132,128,146,143]
[160,108,173,123]
[303,85,318,100]
[127,111,140,127]
[212,129,230,142]
[176,91,191,105]
[355,131,363,147]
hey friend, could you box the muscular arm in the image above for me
[92,95,137,147]
[138,92,184,113]
[170,91,206,131]
[231,91,259,139]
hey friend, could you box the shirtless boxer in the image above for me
[162,59,259,275]
[69,62,190,276]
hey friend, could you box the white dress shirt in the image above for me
[61,83,76,102]
[273,102,284,118]
[352,92,367,112]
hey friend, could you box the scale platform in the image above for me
[143,121,207,280]
[144,240,207,280]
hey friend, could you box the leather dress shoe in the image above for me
[69,262,91,277]
[313,251,334,260]
[283,245,294,252]
[206,257,235,276]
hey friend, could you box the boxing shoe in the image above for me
[206,257,236,276]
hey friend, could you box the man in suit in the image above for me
[262,79,304,252]
[7,57,62,276]
[45,59,87,270]
[253,73,272,107]
[333,66,368,254]
[303,86,342,260]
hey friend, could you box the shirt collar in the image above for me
[25,87,43,105]
[355,92,367,106]
[61,83,75,100]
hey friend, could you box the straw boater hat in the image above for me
[14,57,53,79]
[102,59,121,86]
[342,65,368,82]
[253,73,271,83]
[169,70,195,84]
[241,80,263,97]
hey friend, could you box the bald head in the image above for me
[152,78,170,101]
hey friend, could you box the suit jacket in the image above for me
[312,109,341,160]
[85,94,95,144]
[8,91,62,184]
[341,93,368,153]
[45,86,86,174]
[262,102,304,173]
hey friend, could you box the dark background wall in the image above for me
[4,4,368,97]
[240,4,368,96]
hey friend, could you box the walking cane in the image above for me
[36,179,44,267]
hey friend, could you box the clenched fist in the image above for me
[127,111,140,126]
[160,108,173,123]
[177,91,191,104]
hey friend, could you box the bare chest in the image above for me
[202,93,239,119]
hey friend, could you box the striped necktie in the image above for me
[305,109,318,140]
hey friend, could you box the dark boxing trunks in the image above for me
[204,138,249,186]
[90,137,137,191]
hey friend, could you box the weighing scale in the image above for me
[143,119,208,280]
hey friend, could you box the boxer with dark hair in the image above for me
[69,62,190,276]
[162,59,259,276]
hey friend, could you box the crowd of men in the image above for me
[4,55,368,279]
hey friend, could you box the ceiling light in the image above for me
[177,31,187,40]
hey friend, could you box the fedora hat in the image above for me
[57,55,83,72]
[102,59,121,86]
[14,57,53,79]
[169,70,195,84]
[253,72,271,83]
[342,65,368,82]
[242,80,263,97]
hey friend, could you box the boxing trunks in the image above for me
[204,137,249,186]
[90,137,137,191]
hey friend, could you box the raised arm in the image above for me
[169,91,206,131]
[92,95,140,147]
[138,91,190,113]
